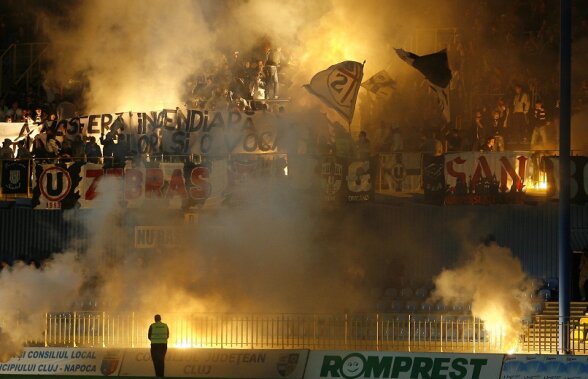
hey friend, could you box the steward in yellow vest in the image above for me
[148,314,169,377]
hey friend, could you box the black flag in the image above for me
[395,48,452,122]
[395,49,452,88]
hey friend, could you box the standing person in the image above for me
[264,45,281,99]
[0,139,14,159]
[511,83,530,144]
[530,99,549,150]
[489,110,506,151]
[148,314,169,377]
[85,136,102,164]
[472,111,485,151]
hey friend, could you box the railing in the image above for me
[40,312,504,352]
[35,312,588,354]
[0,42,49,99]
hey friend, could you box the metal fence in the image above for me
[44,312,498,351]
[32,312,583,354]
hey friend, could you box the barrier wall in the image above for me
[2,347,588,378]
[0,348,308,378]
[304,351,503,379]
[119,349,307,378]
[500,354,588,378]
[0,348,123,376]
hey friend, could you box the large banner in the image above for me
[501,355,588,378]
[0,122,34,142]
[13,109,283,157]
[422,154,445,205]
[377,153,422,194]
[0,348,123,376]
[31,155,289,210]
[119,349,308,378]
[320,157,374,204]
[1,160,30,195]
[442,151,534,205]
[543,156,588,204]
[31,162,83,209]
[304,351,503,379]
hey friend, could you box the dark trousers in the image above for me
[510,112,528,143]
[150,344,167,377]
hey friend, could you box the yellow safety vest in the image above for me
[149,322,169,344]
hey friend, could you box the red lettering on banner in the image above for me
[500,156,528,191]
[84,169,104,200]
[190,166,211,200]
[145,168,164,198]
[166,169,187,198]
[124,169,143,199]
[446,156,467,184]
[471,156,494,185]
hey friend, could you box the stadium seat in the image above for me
[452,303,465,313]
[414,287,428,298]
[420,301,434,313]
[434,302,447,313]
[546,277,559,290]
[400,288,414,298]
[531,301,544,314]
[389,300,404,313]
[384,288,398,298]
[405,300,419,313]
[538,288,552,301]
[427,315,440,323]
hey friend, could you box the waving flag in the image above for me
[361,70,396,98]
[304,61,364,124]
[395,48,452,122]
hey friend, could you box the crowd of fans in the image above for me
[366,0,588,155]
[2,0,588,162]
[0,39,298,163]
[181,44,292,113]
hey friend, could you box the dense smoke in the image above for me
[39,0,216,113]
[431,242,535,351]
[36,0,456,120]
[0,0,570,359]
[0,253,83,361]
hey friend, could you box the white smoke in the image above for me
[431,242,535,351]
[38,0,454,120]
[0,253,84,361]
[41,0,217,113]
[0,0,550,360]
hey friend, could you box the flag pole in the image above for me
[350,60,367,135]
[558,0,571,355]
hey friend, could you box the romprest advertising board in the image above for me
[304,351,503,379]
[501,354,588,378]
[118,348,308,378]
[0,348,123,376]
